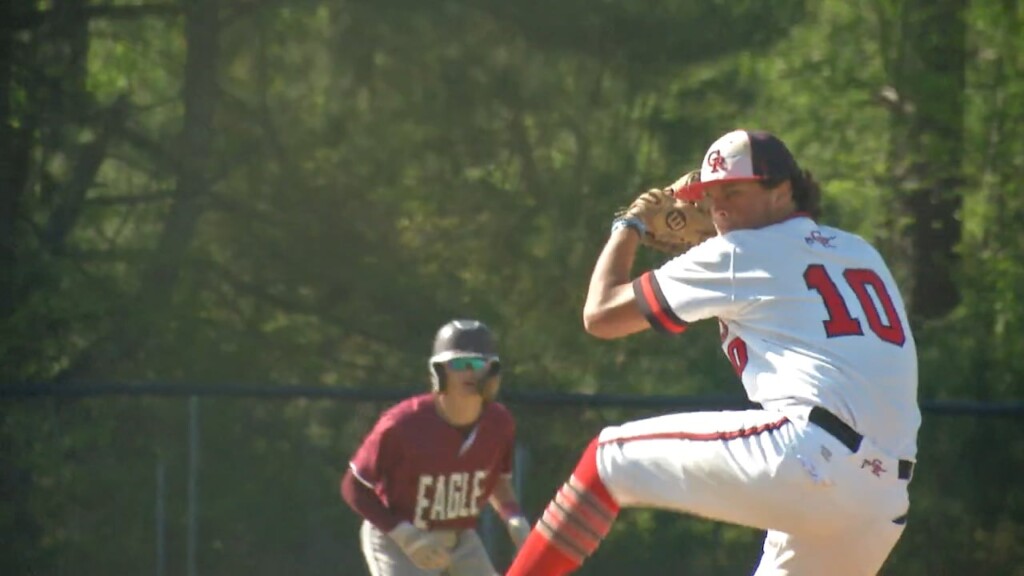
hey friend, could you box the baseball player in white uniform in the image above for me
[506,130,920,576]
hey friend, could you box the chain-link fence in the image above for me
[2,385,1023,575]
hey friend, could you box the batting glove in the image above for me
[387,521,452,570]
[506,515,531,550]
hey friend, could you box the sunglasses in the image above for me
[446,357,494,371]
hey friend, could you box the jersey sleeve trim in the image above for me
[632,271,688,334]
[349,462,376,489]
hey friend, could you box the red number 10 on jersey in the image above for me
[726,264,907,378]
[803,264,906,346]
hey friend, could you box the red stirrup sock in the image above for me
[506,437,620,576]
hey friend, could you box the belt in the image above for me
[808,407,914,481]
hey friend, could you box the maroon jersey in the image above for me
[349,394,515,530]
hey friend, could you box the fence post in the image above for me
[514,442,528,510]
[186,396,201,576]
[156,459,166,576]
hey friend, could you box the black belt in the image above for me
[808,407,914,481]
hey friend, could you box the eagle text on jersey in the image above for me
[413,470,489,528]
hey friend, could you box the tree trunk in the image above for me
[885,0,966,321]
[0,0,19,323]
[140,0,219,305]
[57,0,220,380]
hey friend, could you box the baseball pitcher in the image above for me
[342,320,530,576]
[506,130,920,576]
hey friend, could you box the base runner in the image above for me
[342,320,530,575]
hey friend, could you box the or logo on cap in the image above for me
[706,149,727,173]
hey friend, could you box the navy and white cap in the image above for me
[700,130,800,185]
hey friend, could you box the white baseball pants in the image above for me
[595,408,911,575]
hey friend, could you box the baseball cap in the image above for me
[701,129,799,184]
[674,130,800,200]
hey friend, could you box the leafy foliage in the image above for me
[2,0,1023,573]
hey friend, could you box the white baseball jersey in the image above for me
[634,214,920,459]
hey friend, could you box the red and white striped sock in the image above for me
[506,438,620,576]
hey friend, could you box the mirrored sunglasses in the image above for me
[446,357,492,371]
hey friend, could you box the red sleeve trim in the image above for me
[632,272,687,334]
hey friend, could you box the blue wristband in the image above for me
[611,216,646,237]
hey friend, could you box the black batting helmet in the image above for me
[428,319,501,395]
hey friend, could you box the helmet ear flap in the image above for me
[485,359,501,379]
[429,362,446,393]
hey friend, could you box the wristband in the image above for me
[497,501,523,522]
[610,216,646,238]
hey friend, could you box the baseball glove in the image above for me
[615,170,716,255]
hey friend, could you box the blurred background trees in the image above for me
[2,0,1023,574]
